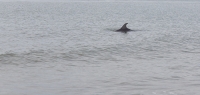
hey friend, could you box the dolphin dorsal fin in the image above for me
[120,23,128,30]
[116,23,131,32]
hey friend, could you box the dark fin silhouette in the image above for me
[116,23,131,32]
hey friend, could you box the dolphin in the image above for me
[116,23,132,33]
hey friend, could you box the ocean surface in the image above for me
[1,1,200,95]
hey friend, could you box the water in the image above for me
[0,1,200,95]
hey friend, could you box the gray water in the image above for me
[1,1,200,95]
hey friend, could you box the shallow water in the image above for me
[0,1,200,95]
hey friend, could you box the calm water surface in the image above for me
[0,1,200,95]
